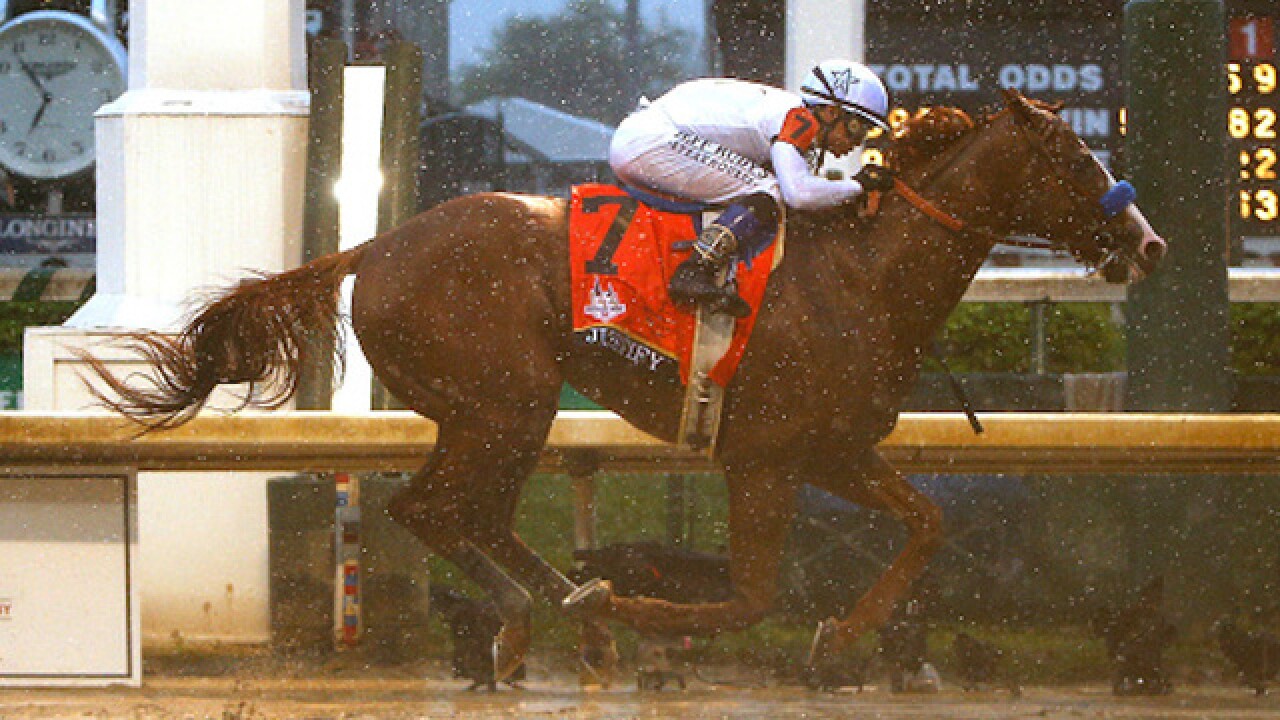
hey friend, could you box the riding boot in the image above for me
[669,203,765,318]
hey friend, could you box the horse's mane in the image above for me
[886,106,977,172]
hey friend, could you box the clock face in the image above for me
[0,11,127,181]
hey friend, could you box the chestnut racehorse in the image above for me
[80,90,1165,681]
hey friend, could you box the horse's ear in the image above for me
[1000,87,1036,122]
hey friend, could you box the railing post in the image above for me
[370,39,424,411]
[333,472,362,648]
[665,474,690,547]
[1123,0,1232,411]
[297,36,346,411]
[1029,299,1049,375]
[376,39,424,235]
[565,451,601,552]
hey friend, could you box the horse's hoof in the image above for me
[493,623,531,683]
[806,617,843,668]
[579,619,619,688]
[562,578,613,619]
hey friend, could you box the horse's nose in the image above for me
[1140,235,1167,264]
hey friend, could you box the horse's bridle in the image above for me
[888,106,1138,276]
[1006,109,1138,275]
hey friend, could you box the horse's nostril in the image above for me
[1141,237,1167,263]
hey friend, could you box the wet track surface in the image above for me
[3,673,1279,719]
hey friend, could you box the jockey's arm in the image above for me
[770,141,865,211]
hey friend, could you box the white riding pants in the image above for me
[608,110,780,206]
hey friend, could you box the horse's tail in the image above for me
[77,242,371,431]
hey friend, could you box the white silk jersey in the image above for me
[609,78,866,209]
[645,78,809,165]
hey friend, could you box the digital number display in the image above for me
[1228,14,1278,236]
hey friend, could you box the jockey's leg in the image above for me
[611,120,778,319]
[566,464,797,637]
[802,449,944,668]
[669,193,778,318]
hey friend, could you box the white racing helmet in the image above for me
[800,59,891,132]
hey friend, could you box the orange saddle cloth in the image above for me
[568,183,778,388]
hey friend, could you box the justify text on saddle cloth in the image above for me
[579,325,668,373]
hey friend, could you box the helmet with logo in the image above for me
[800,59,891,132]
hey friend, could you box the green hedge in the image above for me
[1232,304,1280,375]
[2,300,1277,375]
[934,303,1124,374]
[0,301,82,353]
[934,302,1280,375]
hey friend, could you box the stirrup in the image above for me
[694,224,739,264]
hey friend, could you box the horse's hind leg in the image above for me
[803,448,943,668]
[466,463,620,685]
[387,417,550,681]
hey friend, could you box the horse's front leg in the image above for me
[805,448,944,667]
[566,464,798,637]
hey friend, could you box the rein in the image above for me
[886,177,1048,251]
[865,115,1047,250]
[888,179,966,234]
[880,109,1135,259]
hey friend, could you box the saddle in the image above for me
[568,183,785,453]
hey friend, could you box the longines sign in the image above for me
[0,214,96,256]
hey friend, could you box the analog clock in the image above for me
[0,10,126,181]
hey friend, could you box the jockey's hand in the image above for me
[853,164,895,193]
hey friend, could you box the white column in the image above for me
[786,0,863,91]
[330,66,385,414]
[68,0,309,330]
[24,0,309,647]
[786,0,864,179]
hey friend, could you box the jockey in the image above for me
[608,59,895,317]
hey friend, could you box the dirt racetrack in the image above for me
[2,658,1278,720]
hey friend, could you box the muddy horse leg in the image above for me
[462,448,621,683]
[566,464,799,637]
[804,448,944,667]
[387,416,551,681]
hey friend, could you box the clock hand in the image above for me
[14,50,55,132]
[13,49,48,96]
[29,91,52,132]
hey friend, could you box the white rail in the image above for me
[959,267,1280,303]
[1,411,1278,474]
